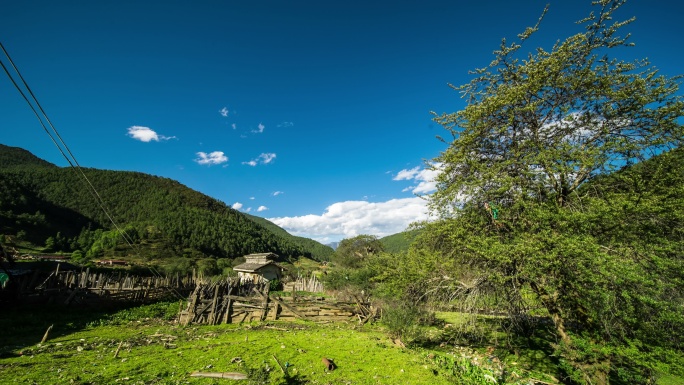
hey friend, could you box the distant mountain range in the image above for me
[0,144,334,261]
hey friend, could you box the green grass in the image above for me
[433,311,684,385]
[657,375,684,385]
[6,303,678,384]
[4,322,445,384]
[0,303,468,384]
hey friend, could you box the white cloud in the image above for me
[268,197,430,243]
[272,191,284,196]
[251,122,266,133]
[243,152,276,166]
[249,197,255,200]
[219,107,229,117]
[127,126,175,142]
[257,206,268,212]
[232,202,254,213]
[195,151,228,165]
[393,166,421,181]
[277,122,294,128]
[232,123,237,130]
[394,164,440,194]
[260,153,276,164]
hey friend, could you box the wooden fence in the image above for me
[179,280,376,325]
[1,266,196,305]
[284,273,324,293]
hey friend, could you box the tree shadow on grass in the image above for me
[0,299,177,354]
[409,313,560,378]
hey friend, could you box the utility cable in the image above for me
[0,41,136,246]
[0,52,136,249]
[0,41,185,299]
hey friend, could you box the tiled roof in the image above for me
[244,252,278,259]
[233,260,278,272]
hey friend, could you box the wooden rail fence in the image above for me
[2,266,196,305]
[179,280,376,325]
[283,273,324,293]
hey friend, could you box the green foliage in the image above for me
[431,0,683,214]
[321,266,377,292]
[333,234,384,268]
[379,229,420,254]
[88,301,181,326]
[0,307,468,385]
[195,258,219,276]
[70,250,87,264]
[430,353,502,385]
[159,257,193,275]
[268,278,283,292]
[0,144,56,169]
[381,300,434,341]
[422,1,684,383]
[0,145,329,263]
[411,152,684,381]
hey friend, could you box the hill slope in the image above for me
[380,230,420,254]
[0,144,328,261]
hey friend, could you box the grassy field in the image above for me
[0,302,511,385]
[3,302,680,384]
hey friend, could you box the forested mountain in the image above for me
[0,144,326,262]
[379,230,420,254]
[0,145,56,169]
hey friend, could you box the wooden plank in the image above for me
[208,284,220,325]
[64,288,80,305]
[260,285,270,321]
[222,286,234,324]
[238,311,249,324]
[270,302,279,321]
[269,296,311,321]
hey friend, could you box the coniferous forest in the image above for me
[0,144,333,264]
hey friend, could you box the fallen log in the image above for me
[41,324,54,343]
[189,371,248,380]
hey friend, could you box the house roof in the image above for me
[243,252,279,260]
[233,260,283,273]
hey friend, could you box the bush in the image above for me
[88,301,180,327]
[381,301,435,341]
[269,279,283,292]
[322,267,377,292]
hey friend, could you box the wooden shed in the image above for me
[232,253,284,283]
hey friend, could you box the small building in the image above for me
[37,255,69,263]
[95,259,128,266]
[232,253,284,283]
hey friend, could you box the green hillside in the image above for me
[0,144,56,169]
[379,229,420,254]
[0,144,328,263]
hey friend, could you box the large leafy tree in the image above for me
[431,0,683,213]
[423,1,684,383]
[334,234,384,268]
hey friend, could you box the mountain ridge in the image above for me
[0,144,333,261]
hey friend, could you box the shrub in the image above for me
[381,301,435,341]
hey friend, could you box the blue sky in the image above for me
[1,1,683,243]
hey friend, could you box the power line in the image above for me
[0,41,185,299]
[0,41,135,247]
